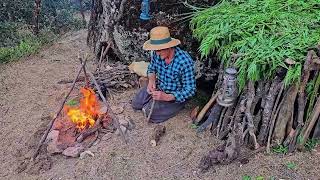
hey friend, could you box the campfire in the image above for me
[32,57,129,161]
[45,86,112,157]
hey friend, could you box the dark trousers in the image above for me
[132,87,186,123]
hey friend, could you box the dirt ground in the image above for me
[0,29,320,180]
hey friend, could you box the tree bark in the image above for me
[33,0,41,35]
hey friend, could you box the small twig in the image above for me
[88,71,127,143]
[31,58,88,161]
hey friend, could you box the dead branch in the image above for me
[216,107,227,137]
[273,84,298,145]
[244,81,260,149]
[289,50,313,152]
[88,71,127,143]
[299,96,320,148]
[32,58,88,161]
[266,82,285,153]
[258,77,281,145]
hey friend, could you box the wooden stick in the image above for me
[79,54,89,87]
[216,107,227,137]
[87,71,127,143]
[266,83,285,153]
[147,99,156,123]
[245,81,260,149]
[196,93,218,123]
[299,96,320,148]
[289,50,313,152]
[31,58,88,161]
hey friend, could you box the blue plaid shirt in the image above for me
[147,47,196,102]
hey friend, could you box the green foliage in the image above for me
[0,0,87,62]
[242,175,252,180]
[66,99,79,106]
[190,0,320,89]
[255,176,264,180]
[286,162,297,170]
[190,123,199,129]
[304,138,319,151]
[272,145,288,154]
[0,30,56,63]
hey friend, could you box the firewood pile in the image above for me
[91,61,139,95]
[195,50,320,172]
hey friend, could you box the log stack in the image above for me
[195,50,320,171]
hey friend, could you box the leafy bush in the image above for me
[0,30,56,63]
[190,0,320,89]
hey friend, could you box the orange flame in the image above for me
[65,87,100,131]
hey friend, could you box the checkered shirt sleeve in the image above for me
[171,52,196,102]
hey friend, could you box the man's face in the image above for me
[155,48,170,60]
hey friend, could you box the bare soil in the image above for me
[0,30,319,180]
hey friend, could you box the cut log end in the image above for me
[150,125,166,147]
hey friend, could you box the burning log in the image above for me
[76,116,103,143]
[150,125,166,147]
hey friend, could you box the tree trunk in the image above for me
[87,0,207,63]
[79,0,87,26]
[33,0,41,35]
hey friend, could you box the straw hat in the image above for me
[143,26,181,51]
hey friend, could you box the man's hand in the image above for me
[151,91,175,101]
[147,80,156,94]
[147,73,156,94]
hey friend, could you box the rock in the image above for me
[62,144,84,157]
[47,141,64,154]
[128,61,149,77]
[80,150,95,159]
[52,120,63,130]
[46,130,63,154]
[46,130,59,143]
